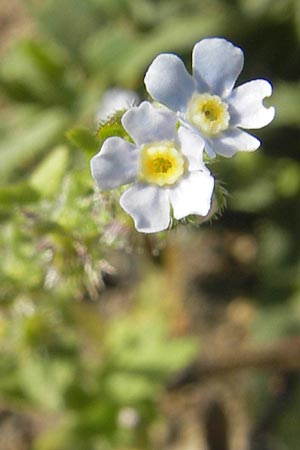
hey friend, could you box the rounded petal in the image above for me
[120,183,170,233]
[178,118,217,158]
[169,171,214,219]
[192,38,244,97]
[96,88,140,122]
[177,126,208,172]
[144,53,196,112]
[212,129,261,157]
[228,79,275,129]
[122,101,178,146]
[90,137,138,190]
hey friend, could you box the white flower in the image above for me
[144,37,275,158]
[91,102,214,233]
[95,87,140,123]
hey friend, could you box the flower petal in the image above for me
[228,79,275,129]
[169,171,214,219]
[144,54,196,112]
[96,88,140,122]
[177,126,208,172]
[211,128,261,157]
[120,183,170,233]
[192,38,244,97]
[122,101,178,146]
[90,137,138,190]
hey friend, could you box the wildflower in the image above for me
[144,37,275,157]
[91,102,214,233]
[95,87,140,123]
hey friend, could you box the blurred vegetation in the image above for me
[1,0,300,449]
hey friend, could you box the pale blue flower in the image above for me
[91,102,214,233]
[144,37,275,157]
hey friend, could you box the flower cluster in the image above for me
[91,38,274,233]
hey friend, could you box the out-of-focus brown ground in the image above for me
[0,1,35,55]
[105,227,299,450]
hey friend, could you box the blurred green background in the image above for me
[1,0,300,449]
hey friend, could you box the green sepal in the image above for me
[214,180,228,217]
[97,109,132,142]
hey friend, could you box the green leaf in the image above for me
[24,0,100,55]
[272,82,300,127]
[22,40,67,82]
[230,178,276,212]
[0,108,70,183]
[29,145,69,197]
[19,355,73,410]
[292,0,300,39]
[105,372,157,403]
[83,24,135,74]
[276,160,300,198]
[66,126,99,156]
[0,40,73,106]
[116,13,227,84]
[0,183,40,207]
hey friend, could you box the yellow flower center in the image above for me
[139,141,185,186]
[186,93,230,136]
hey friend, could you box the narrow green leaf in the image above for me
[0,183,40,207]
[66,126,99,156]
[30,146,69,197]
[0,108,70,183]
[0,39,74,106]
[116,14,226,84]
